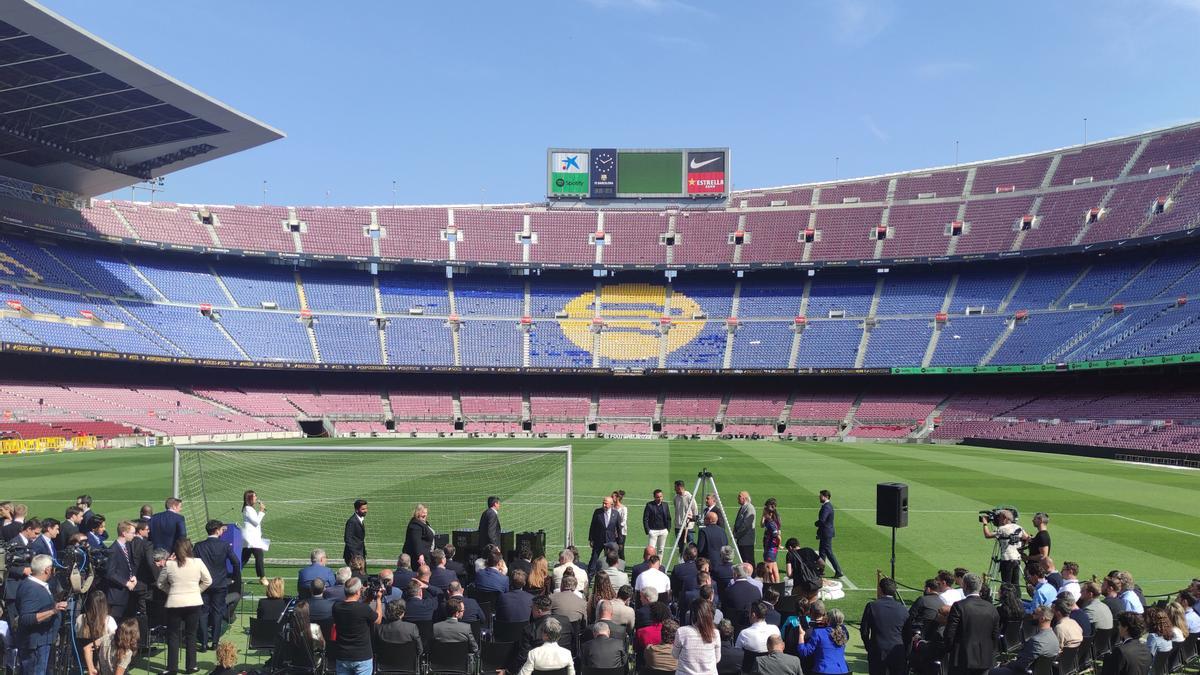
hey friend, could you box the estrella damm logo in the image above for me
[560,283,706,360]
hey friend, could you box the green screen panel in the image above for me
[617,151,682,195]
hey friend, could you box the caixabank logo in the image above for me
[558,283,706,360]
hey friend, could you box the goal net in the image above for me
[173,444,573,564]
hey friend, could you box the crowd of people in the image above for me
[2,490,1195,675]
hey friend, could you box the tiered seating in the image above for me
[115,202,211,245]
[661,394,721,419]
[455,275,525,316]
[376,208,449,259]
[673,212,737,264]
[854,393,942,423]
[864,319,932,367]
[819,181,889,204]
[459,320,522,366]
[296,207,373,256]
[208,205,295,252]
[849,425,914,438]
[954,196,1030,255]
[1130,126,1200,174]
[530,393,591,420]
[456,209,524,264]
[602,212,667,265]
[302,269,376,313]
[729,322,793,369]
[971,157,1052,195]
[460,392,523,418]
[1050,142,1137,186]
[894,170,966,200]
[1079,176,1177,244]
[741,211,808,263]
[597,393,656,419]
[725,394,787,420]
[881,202,960,258]
[529,212,595,264]
[809,207,883,261]
[1020,185,1108,250]
[721,423,777,436]
[285,389,383,417]
[335,421,390,435]
[794,321,861,367]
[218,311,314,362]
[788,393,855,422]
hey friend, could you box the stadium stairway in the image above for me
[208,265,240,306]
[922,274,961,366]
[1050,266,1093,309]
[212,316,253,360]
[110,206,140,238]
[839,394,863,438]
[979,318,1016,366]
[1009,194,1045,252]
[1046,312,1113,363]
[1071,187,1118,246]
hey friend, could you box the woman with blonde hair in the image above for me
[257,577,290,622]
[761,498,782,583]
[1165,601,1190,641]
[241,490,267,586]
[403,503,436,566]
[527,555,551,596]
[157,537,212,675]
[210,641,239,675]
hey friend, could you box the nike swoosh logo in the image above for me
[690,157,721,170]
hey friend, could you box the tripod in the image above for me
[983,538,1003,595]
[664,468,742,569]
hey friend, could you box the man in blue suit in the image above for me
[103,521,138,621]
[194,519,241,651]
[149,498,187,552]
[815,490,843,578]
[298,548,337,596]
[18,554,67,675]
[30,518,58,562]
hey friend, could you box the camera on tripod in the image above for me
[4,541,32,567]
[978,506,1019,527]
[362,574,385,600]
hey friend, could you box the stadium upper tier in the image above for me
[2,232,1200,371]
[13,121,1197,269]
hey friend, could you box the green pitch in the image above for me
[1,438,1195,671]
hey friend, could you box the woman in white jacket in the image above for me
[242,489,267,585]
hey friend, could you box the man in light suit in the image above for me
[149,498,187,552]
[193,519,241,651]
[588,496,622,573]
[103,521,138,621]
[757,634,804,675]
[343,498,368,566]
[696,511,729,567]
[433,597,479,653]
[18,554,67,675]
[815,489,843,578]
[478,496,502,555]
[944,573,1000,675]
[733,491,757,566]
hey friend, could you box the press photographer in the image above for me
[18,554,68,675]
[980,508,1026,586]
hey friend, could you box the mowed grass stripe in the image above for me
[828,444,1200,586]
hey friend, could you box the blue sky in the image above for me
[37,0,1200,206]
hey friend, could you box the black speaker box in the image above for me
[452,529,478,562]
[876,482,908,528]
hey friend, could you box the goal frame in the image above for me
[173,444,574,548]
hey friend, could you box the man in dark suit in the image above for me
[433,597,479,653]
[149,498,187,552]
[343,498,368,566]
[509,542,534,579]
[478,496,502,555]
[581,622,626,669]
[861,578,909,675]
[103,521,138,621]
[308,579,335,624]
[129,520,157,641]
[696,511,729,567]
[814,490,842,578]
[630,545,655,586]
[475,546,510,593]
[944,573,1000,675]
[6,519,40,629]
[1101,612,1152,675]
[76,495,94,536]
[588,496,622,573]
[720,564,762,624]
[18,555,67,675]
[442,544,467,583]
[428,549,457,592]
[701,493,726,530]
[671,545,700,597]
[497,569,535,623]
[194,519,242,650]
[762,587,783,628]
[402,579,439,623]
[447,582,485,625]
[718,619,746,675]
[58,507,83,551]
[905,579,945,643]
[30,519,58,561]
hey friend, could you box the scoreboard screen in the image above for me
[547,147,728,200]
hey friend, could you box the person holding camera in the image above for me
[981,510,1025,587]
[17,554,67,675]
[331,577,383,675]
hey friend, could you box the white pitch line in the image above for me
[839,575,859,590]
[1110,514,1200,538]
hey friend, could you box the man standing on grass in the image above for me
[674,480,697,555]
[478,496,502,555]
[733,491,756,567]
[643,489,671,556]
[149,498,186,552]
[343,499,368,567]
[814,490,843,578]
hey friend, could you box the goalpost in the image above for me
[173,444,573,564]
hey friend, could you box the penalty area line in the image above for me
[1110,514,1200,538]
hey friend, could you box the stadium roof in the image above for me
[0,0,283,197]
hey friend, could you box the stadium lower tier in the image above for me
[2,378,1198,456]
[4,231,1200,370]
